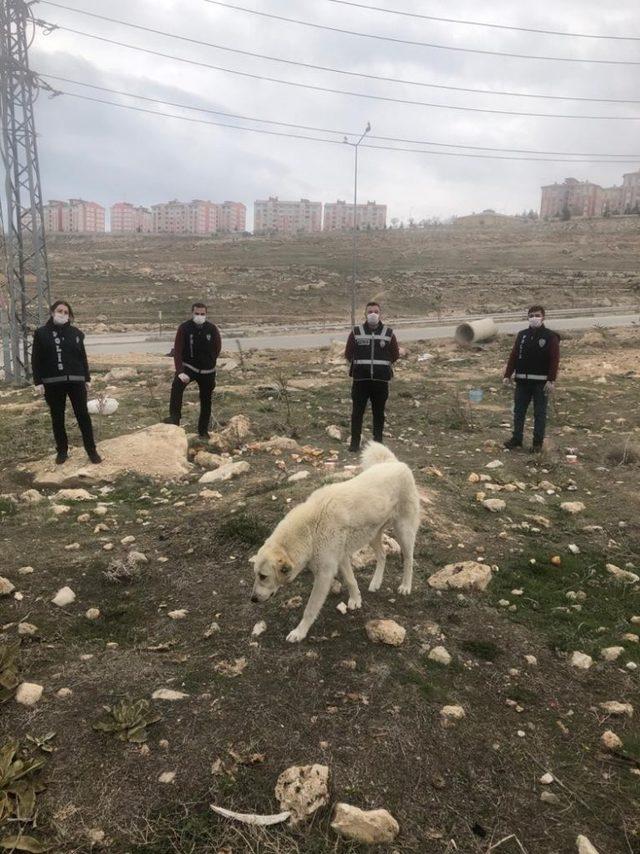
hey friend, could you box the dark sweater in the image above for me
[173,319,222,373]
[504,325,560,382]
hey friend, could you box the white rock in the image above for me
[365,619,406,646]
[568,544,580,554]
[627,662,638,671]
[482,498,506,513]
[152,688,189,701]
[275,764,330,825]
[524,655,538,666]
[104,366,138,381]
[440,705,466,724]
[199,460,251,483]
[15,682,43,706]
[52,586,76,607]
[326,425,342,441]
[600,646,625,662]
[56,688,72,699]
[561,502,586,515]
[17,622,38,637]
[599,701,633,718]
[251,620,267,637]
[331,803,399,844]
[87,396,118,415]
[158,771,176,784]
[128,551,148,565]
[193,450,224,469]
[51,503,70,516]
[539,773,554,785]
[428,561,493,592]
[18,566,34,575]
[121,535,136,545]
[485,459,503,469]
[168,609,188,620]
[600,730,622,751]
[200,488,223,500]
[0,576,15,596]
[631,616,640,625]
[288,471,310,482]
[336,602,348,615]
[85,608,101,620]
[428,646,452,666]
[623,633,639,643]
[54,488,93,501]
[606,564,639,584]
[576,835,600,854]
[569,651,593,670]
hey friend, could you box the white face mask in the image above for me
[53,312,69,325]
[193,314,206,325]
[367,313,380,326]
[528,316,543,328]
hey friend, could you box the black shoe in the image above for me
[198,432,210,440]
[55,451,68,465]
[530,443,543,454]
[503,438,522,450]
[348,442,360,453]
[88,450,102,464]
[163,416,179,426]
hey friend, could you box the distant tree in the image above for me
[390,217,399,228]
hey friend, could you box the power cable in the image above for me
[54,89,640,163]
[36,22,640,120]
[204,0,640,66]
[40,73,640,159]
[38,1,640,104]
[324,0,640,42]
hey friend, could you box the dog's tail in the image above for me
[360,441,398,469]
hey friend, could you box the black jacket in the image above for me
[173,319,222,374]
[32,319,90,385]
[504,326,560,382]
[345,322,398,381]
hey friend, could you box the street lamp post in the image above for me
[344,122,371,328]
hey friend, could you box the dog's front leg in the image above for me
[286,569,334,643]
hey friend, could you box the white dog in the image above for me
[250,442,420,642]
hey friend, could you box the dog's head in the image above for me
[250,543,295,602]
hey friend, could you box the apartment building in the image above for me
[323,199,387,231]
[218,201,246,232]
[151,199,219,235]
[253,197,322,234]
[110,202,153,233]
[43,199,105,233]
[540,169,640,218]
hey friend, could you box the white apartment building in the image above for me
[253,197,322,234]
[323,200,387,231]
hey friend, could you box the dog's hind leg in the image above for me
[339,557,361,610]
[395,514,418,596]
[367,526,387,592]
[286,564,335,643]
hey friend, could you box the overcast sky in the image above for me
[30,0,640,227]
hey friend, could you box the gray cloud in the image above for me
[30,0,640,225]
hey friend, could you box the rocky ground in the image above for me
[0,326,638,853]
[44,217,640,334]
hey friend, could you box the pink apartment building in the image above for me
[43,199,105,233]
[323,200,387,231]
[540,169,640,218]
[151,199,219,235]
[253,197,322,234]
[218,200,246,232]
[110,202,153,233]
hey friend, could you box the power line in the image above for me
[40,74,640,159]
[37,22,640,120]
[53,89,640,163]
[204,0,640,66]
[37,1,640,105]
[324,0,640,42]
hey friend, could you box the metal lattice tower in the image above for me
[0,0,51,383]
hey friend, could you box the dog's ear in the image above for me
[248,554,257,565]
[276,550,294,577]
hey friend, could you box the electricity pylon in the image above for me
[0,0,52,383]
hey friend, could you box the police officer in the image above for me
[344,301,399,452]
[31,300,102,465]
[503,305,559,452]
[164,302,222,438]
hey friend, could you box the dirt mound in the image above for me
[24,423,191,486]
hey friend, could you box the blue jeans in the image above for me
[513,380,547,446]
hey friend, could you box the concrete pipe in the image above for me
[455,317,498,345]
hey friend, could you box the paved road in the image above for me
[85,312,638,356]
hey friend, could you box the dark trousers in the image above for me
[350,380,389,446]
[44,382,96,454]
[512,379,548,446]
[169,372,215,434]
